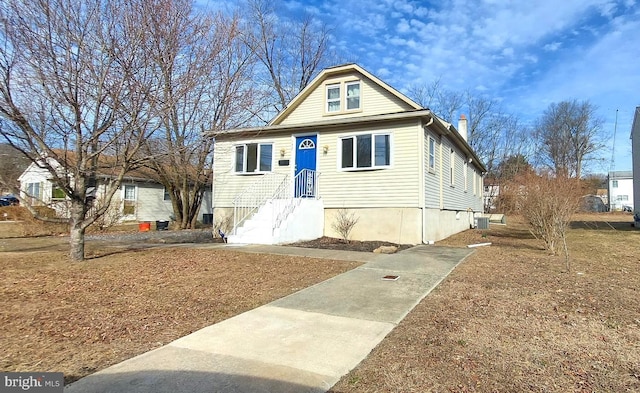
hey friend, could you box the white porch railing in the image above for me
[273,169,320,232]
[231,173,287,235]
[231,170,320,237]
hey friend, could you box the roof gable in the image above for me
[270,64,422,126]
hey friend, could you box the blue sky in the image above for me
[275,0,639,174]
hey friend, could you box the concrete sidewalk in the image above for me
[65,245,473,393]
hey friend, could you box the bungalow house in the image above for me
[209,63,486,245]
[18,156,213,224]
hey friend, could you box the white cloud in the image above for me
[397,19,411,34]
[543,42,562,51]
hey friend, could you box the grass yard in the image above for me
[2,213,639,391]
[330,213,640,392]
[0,246,360,384]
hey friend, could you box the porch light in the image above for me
[323,145,329,154]
[280,148,286,157]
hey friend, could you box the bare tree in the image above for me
[534,100,605,178]
[138,0,257,229]
[408,78,464,121]
[517,171,584,271]
[244,0,335,118]
[0,0,158,261]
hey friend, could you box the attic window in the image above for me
[325,80,361,113]
[327,84,340,112]
[346,81,360,110]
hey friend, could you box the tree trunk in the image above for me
[69,203,86,261]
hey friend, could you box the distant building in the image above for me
[608,170,633,211]
[632,106,640,216]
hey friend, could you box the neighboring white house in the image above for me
[208,63,486,245]
[18,158,213,224]
[608,170,633,211]
[631,106,640,217]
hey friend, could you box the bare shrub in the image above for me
[332,208,359,243]
[517,172,583,270]
[89,195,124,232]
[213,211,233,239]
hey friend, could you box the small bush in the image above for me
[332,208,359,243]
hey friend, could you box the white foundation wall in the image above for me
[324,207,422,245]
[422,208,474,243]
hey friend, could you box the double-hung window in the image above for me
[235,143,273,173]
[123,185,136,216]
[326,81,361,113]
[340,133,390,170]
[428,136,436,171]
[450,149,455,186]
[463,160,468,191]
[326,84,341,112]
[346,81,360,110]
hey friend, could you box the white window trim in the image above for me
[463,160,468,192]
[122,184,137,217]
[234,142,274,174]
[345,81,361,111]
[324,80,362,115]
[428,136,436,173]
[326,83,341,113]
[338,132,392,171]
[450,148,455,187]
[123,184,136,201]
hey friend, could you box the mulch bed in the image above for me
[288,236,413,253]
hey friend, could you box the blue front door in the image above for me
[295,135,317,197]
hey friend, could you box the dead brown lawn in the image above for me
[330,213,640,392]
[3,212,640,391]
[0,246,359,384]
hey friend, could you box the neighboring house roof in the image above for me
[18,150,211,186]
[208,63,487,173]
[609,170,633,179]
[18,153,160,184]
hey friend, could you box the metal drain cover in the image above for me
[382,275,399,281]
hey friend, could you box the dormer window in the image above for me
[346,82,360,110]
[327,84,341,112]
[325,80,361,114]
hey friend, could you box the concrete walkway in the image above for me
[65,245,473,393]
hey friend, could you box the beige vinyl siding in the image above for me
[136,183,173,221]
[280,71,415,125]
[318,120,421,208]
[213,134,292,207]
[442,139,467,210]
[423,128,441,209]
[440,139,484,211]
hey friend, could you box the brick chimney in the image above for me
[458,114,468,141]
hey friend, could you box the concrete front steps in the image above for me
[227,198,323,245]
